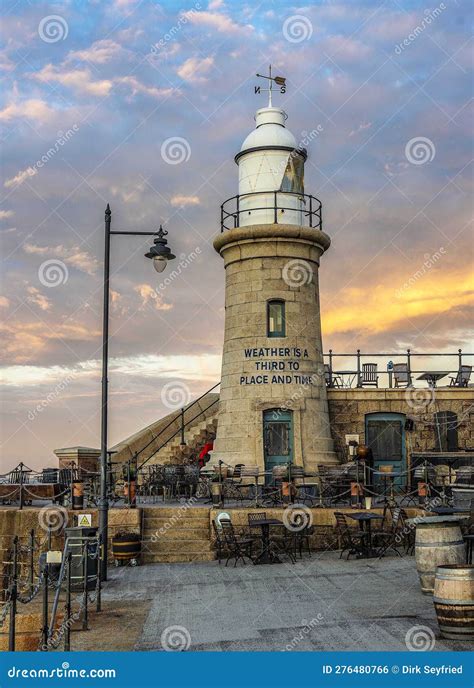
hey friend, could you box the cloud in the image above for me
[26,286,51,311]
[182,10,254,36]
[170,194,200,207]
[0,99,53,124]
[0,210,14,220]
[32,64,113,97]
[0,321,100,364]
[4,167,37,188]
[115,76,178,100]
[23,243,99,275]
[68,39,124,64]
[0,296,10,308]
[134,284,173,311]
[349,122,372,137]
[177,56,214,83]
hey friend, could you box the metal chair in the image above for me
[360,363,378,388]
[374,507,404,558]
[450,365,472,387]
[324,364,342,388]
[393,363,411,388]
[219,519,254,567]
[334,512,368,559]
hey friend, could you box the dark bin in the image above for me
[65,527,98,591]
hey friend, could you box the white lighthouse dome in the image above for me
[240,106,297,153]
[235,104,306,227]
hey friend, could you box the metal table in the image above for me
[249,518,283,564]
[333,371,358,388]
[346,512,384,558]
[416,372,450,387]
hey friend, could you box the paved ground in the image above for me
[95,553,470,652]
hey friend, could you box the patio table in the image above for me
[346,512,384,558]
[416,371,450,387]
[248,518,283,565]
[333,370,358,388]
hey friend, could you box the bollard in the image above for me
[64,552,72,652]
[9,536,19,652]
[41,564,49,650]
[82,543,88,631]
[29,529,35,596]
[96,535,102,613]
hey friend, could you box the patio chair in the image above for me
[219,519,254,567]
[324,364,342,388]
[287,508,314,558]
[360,363,378,388]
[393,363,411,388]
[375,507,405,558]
[289,466,318,506]
[334,512,368,559]
[449,365,472,388]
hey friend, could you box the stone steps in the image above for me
[141,506,213,563]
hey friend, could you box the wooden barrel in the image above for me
[434,565,474,640]
[112,532,141,563]
[415,521,466,594]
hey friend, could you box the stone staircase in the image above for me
[151,416,218,465]
[111,391,219,467]
[141,507,215,563]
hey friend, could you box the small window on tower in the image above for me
[280,153,304,194]
[267,300,285,338]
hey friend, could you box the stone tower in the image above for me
[212,78,337,474]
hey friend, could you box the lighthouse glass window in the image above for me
[267,300,285,338]
[280,153,304,194]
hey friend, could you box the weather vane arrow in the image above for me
[255,65,286,107]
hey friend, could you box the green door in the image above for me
[263,409,293,477]
[365,413,406,487]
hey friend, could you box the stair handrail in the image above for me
[137,396,220,470]
[132,381,220,470]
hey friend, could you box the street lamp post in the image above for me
[99,204,175,581]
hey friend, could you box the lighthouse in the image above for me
[212,69,337,474]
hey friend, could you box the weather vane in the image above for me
[255,65,286,107]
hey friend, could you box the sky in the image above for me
[1,0,473,471]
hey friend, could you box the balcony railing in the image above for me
[220,190,323,231]
[324,349,472,389]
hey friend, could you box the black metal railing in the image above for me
[324,349,472,389]
[220,190,322,231]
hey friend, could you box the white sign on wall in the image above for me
[77,513,92,527]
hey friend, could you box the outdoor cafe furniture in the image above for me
[219,519,254,567]
[417,371,450,387]
[334,512,368,559]
[345,512,385,558]
[248,517,285,565]
[393,363,411,387]
[450,364,472,387]
[324,364,343,388]
[360,363,378,387]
